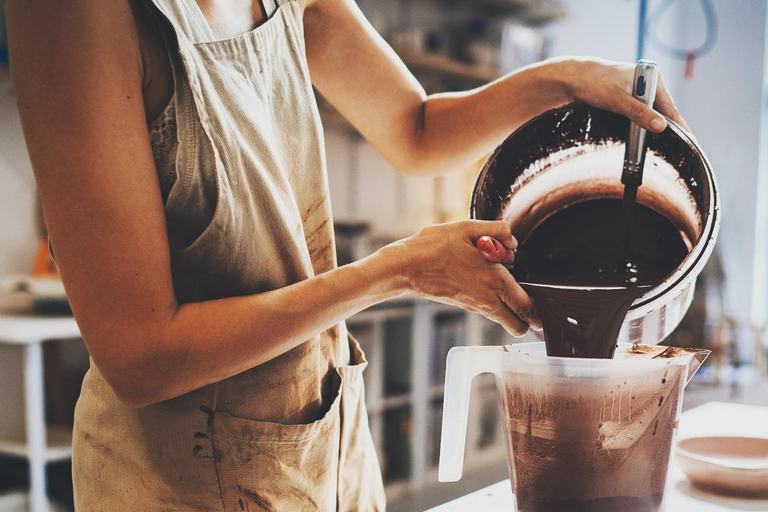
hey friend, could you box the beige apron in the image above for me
[71,0,385,509]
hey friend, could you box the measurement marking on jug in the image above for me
[610,393,615,421]
[526,404,533,437]
[601,396,606,423]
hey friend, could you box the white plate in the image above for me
[677,436,768,497]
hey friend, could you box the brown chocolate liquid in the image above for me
[512,198,689,358]
[505,199,689,511]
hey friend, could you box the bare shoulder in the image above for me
[5,0,142,33]
[302,0,332,15]
[6,0,145,105]
[6,0,143,64]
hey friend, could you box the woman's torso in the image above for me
[72,1,384,509]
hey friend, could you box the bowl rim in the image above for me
[677,436,768,471]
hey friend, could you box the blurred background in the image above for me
[0,0,767,511]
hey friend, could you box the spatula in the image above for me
[618,60,660,272]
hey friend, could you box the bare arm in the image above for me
[7,0,537,408]
[304,0,689,176]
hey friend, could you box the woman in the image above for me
[6,0,688,509]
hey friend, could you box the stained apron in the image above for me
[71,0,385,509]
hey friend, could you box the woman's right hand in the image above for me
[386,220,541,337]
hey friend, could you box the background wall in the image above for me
[0,85,38,274]
[667,0,768,351]
[1,0,767,435]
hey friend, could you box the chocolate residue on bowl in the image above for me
[652,346,703,359]
[470,103,711,224]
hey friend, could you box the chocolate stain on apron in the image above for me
[71,0,385,509]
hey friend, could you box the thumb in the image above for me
[477,236,515,264]
[464,220,517,251]
[620,96,667,133]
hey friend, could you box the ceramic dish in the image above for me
[677,436,768,497]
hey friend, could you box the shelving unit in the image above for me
[347,297,514,498]
[317,47,502,132]
[435,0,566,24]
[396,48,500,83]
[0,313,81,512]
[0,425,72,462]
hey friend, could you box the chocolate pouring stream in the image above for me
[513,198,689,358]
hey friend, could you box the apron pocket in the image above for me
[337,335,386,511]
[211,373,342,512]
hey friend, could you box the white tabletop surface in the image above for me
[428,402,768,511]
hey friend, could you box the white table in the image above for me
[428,402,768,511]
[0,313,81,512]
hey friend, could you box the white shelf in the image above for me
[425,447,508,479]
[383,479,412,504]
[0,426,73,462]
[378,394,412,411]
[429,385,445,399]
[395,48,500,83]
[0,314,80,345]
[346,306,413,324]
[0,491,69,512]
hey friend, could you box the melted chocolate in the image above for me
[521,284,649,359]
[513,199,689,358]
[502,362,685,512]
[514,495,664,512]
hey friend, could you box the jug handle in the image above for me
[438,346,503,482]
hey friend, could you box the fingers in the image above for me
[567,59,692,136]
[467,223,538,335]
[498,270,542,331]
[463,220,518,250]
[491,305,530,338]
[654,73,691,132]
[477,236,515,264]
[617,93,667,133]
[423,219,540,337]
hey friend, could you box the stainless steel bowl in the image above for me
[471,104,720,344]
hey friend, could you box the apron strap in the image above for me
[144,0,215,44]
[262,0,278,17]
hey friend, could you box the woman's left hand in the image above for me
[549,56,691,134]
